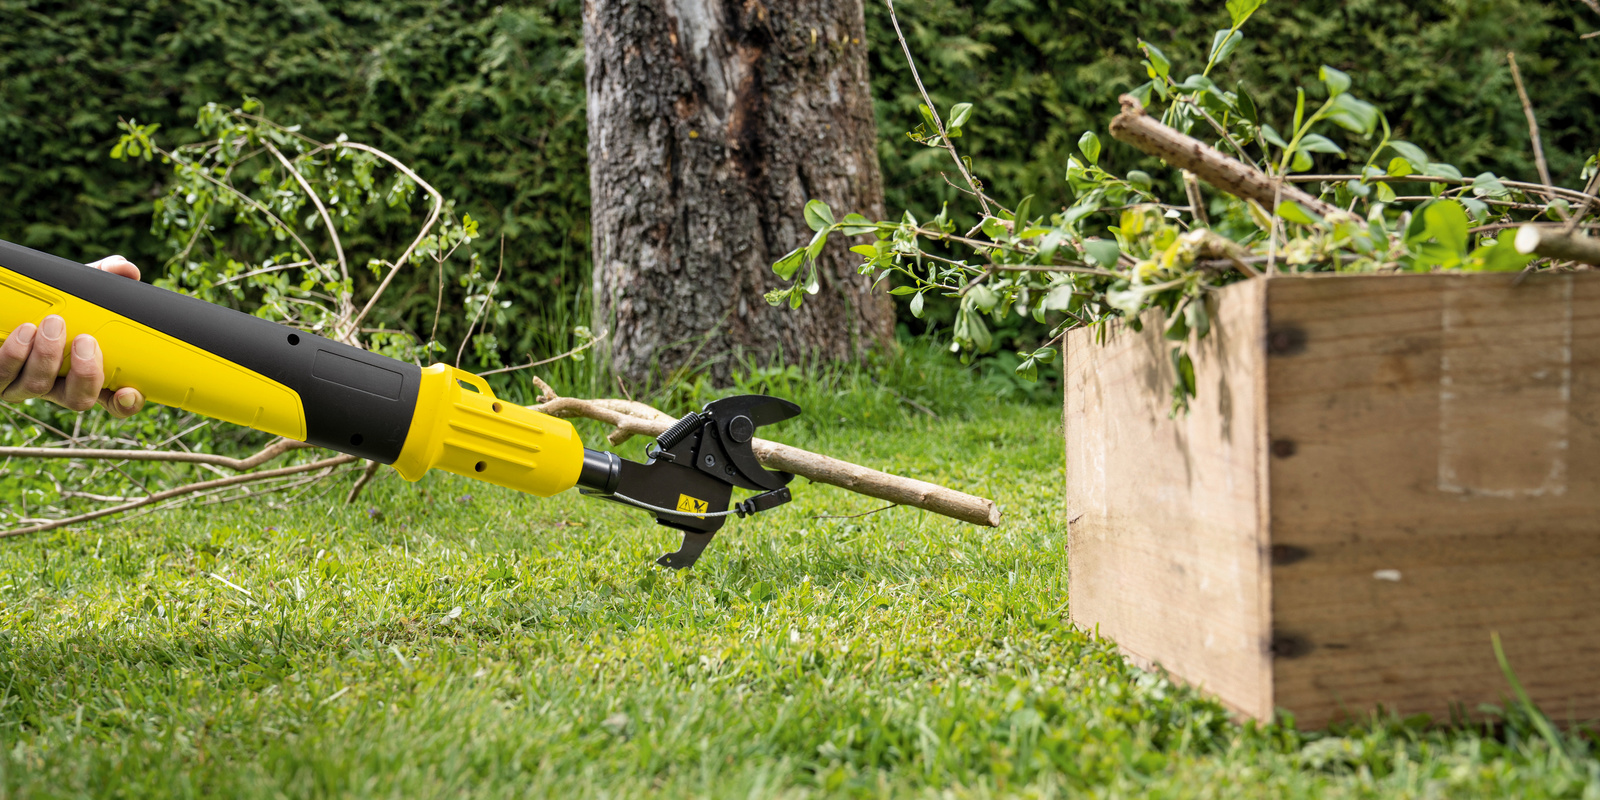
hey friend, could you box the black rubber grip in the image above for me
[0,239,422,464]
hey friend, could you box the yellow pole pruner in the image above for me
[0,239,799,568]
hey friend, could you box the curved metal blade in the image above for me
[702,394,801,427]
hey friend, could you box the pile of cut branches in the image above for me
[770,0,1600,414]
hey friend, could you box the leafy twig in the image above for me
[477,330,610,377]
[881,0,991,216]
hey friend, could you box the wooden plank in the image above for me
[1066,278,1272,720]
[1265,273,1600,727]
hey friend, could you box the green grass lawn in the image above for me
[1,356,1596,798]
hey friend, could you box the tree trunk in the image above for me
[584,0,894,386]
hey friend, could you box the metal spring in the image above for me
[654,411,704,452]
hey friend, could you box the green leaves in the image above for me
[1409,199,1470,269]
[1298,133,1344,156]
[953,306,993,354]
[1013,194,1035,228]
[1404,199,1534,272]
[947,102,974,130]
[803,199,835,232]
[1083,239,1121,267]
[968,284,1000,312]
[1014,346,1057,382]
[1236,83,1259,124]
[772,248,805,280]
[1169,346,1197,414]
[1387,141,1429,168]
[1208,30,1244,68]
[1078,130,1101,165]
[1276,201,1322,226]
[1225,0,1265,27]
[1139,40,1171,81]
[1474,236,1535,272]
[1427,200,1470,253]
[1325,94,1379,135]
[1318,65,1350,97]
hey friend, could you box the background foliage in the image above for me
[2,0,1597,375]
[0,0,590,370]
[868,0,1600,217]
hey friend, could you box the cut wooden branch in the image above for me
[1515,226,1600,266]
[529,384,1002,528]
[0,454,359,539]
[1183,170,1210,228]
[1109,96,1341,219]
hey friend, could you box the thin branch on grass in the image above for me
[0,438,310,471]
[0,455,358,539]
[346,460,385,505]
[813,504,899,521]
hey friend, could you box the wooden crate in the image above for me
[1065,272,1600,728]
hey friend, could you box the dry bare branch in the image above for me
[346,460,385,504]
[1506,53,1556,202]
[0,454,359,539]
[0,438,310,471]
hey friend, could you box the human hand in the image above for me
[0,255,146,418]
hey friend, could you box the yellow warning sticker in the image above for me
[676,494,709,515]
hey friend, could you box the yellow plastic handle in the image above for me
[0,264,307,439]
[391,364,584,497]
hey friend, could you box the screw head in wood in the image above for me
[1270,544,1309,566]
[1270,632,1313,659]
[1267,327,1307,356]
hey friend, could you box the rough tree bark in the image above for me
[585,0,895,385]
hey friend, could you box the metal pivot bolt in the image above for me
[728,414,755,443]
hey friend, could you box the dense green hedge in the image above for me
[0,0,590,359]
[3,0,1596,363]
[868,0,1600,223]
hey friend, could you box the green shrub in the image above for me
[867,0,1599,221]
[0,0,590,368]
[3,0,1595,369]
